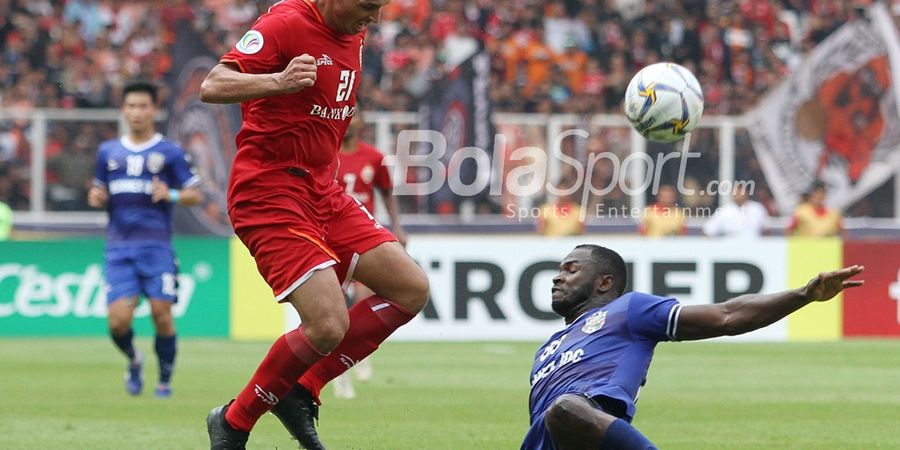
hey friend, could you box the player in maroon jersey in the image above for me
[328,114,406,398]
[200,1,429,449]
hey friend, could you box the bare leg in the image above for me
[544,394,658,449]
[107,296,138,340]
[544,394,615,449]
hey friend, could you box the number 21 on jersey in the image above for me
[336,70,356,102]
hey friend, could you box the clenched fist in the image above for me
[87,186,108,208]
[278,54,317,93]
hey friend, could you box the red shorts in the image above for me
[229,169,396,302]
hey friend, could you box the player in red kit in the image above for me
[328,114,406,398]
[336,114,406,246]
[199,1,429,449]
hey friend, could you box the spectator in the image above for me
[537,192,586,237]
[788,181,843,237]
[47,130,96,210]
[0,0,845,116]
[640,185,686,237]
[602,52,630,111]
[382,0,431,32]
[521,26,555,97]
[0,197,11,240]
[702,189,770,237]
[0,142,18,232]
[555,37,589,94]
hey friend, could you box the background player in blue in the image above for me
[87,81,204,398]
[523,244,865,450]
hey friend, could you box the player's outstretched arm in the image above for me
[675,265,864,341]
[200,55,317,104]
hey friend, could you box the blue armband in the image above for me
[168,189,180,204]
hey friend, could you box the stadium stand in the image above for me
[0,0,888,220]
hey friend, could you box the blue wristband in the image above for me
[168,189,180,204]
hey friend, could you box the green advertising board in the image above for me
[0,238,229,337]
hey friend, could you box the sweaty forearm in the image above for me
[718,288,810,335]
[200,65,286,104]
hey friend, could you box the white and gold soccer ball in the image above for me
[623,62,704,143]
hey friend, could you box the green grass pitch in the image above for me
[0,339,898,449]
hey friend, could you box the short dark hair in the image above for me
[811,180,827,192]
[575,244,628,296]
[123,80,158,104]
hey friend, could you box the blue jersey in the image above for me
[93,133,199,246]
[528,292,682,424]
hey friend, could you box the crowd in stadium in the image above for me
[0,0,884,218]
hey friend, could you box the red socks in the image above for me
[225,296,416,430]
[225,327,326,432]
[299,296,415,399]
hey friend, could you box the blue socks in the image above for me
[599,419,658,450]
[114,330,176,389]
[154,334,177,384]
[111,328,136,361]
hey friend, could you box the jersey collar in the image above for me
[120,133,163,153]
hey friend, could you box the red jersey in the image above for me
[220,0,365,204]
[336,141,392,213]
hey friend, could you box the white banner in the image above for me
[748,9,900,215]
[285,236,790,342]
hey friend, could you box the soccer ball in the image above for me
[623,62,704,143]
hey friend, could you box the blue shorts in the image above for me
[104,244,178,304]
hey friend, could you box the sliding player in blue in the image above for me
[523,244,863,449]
